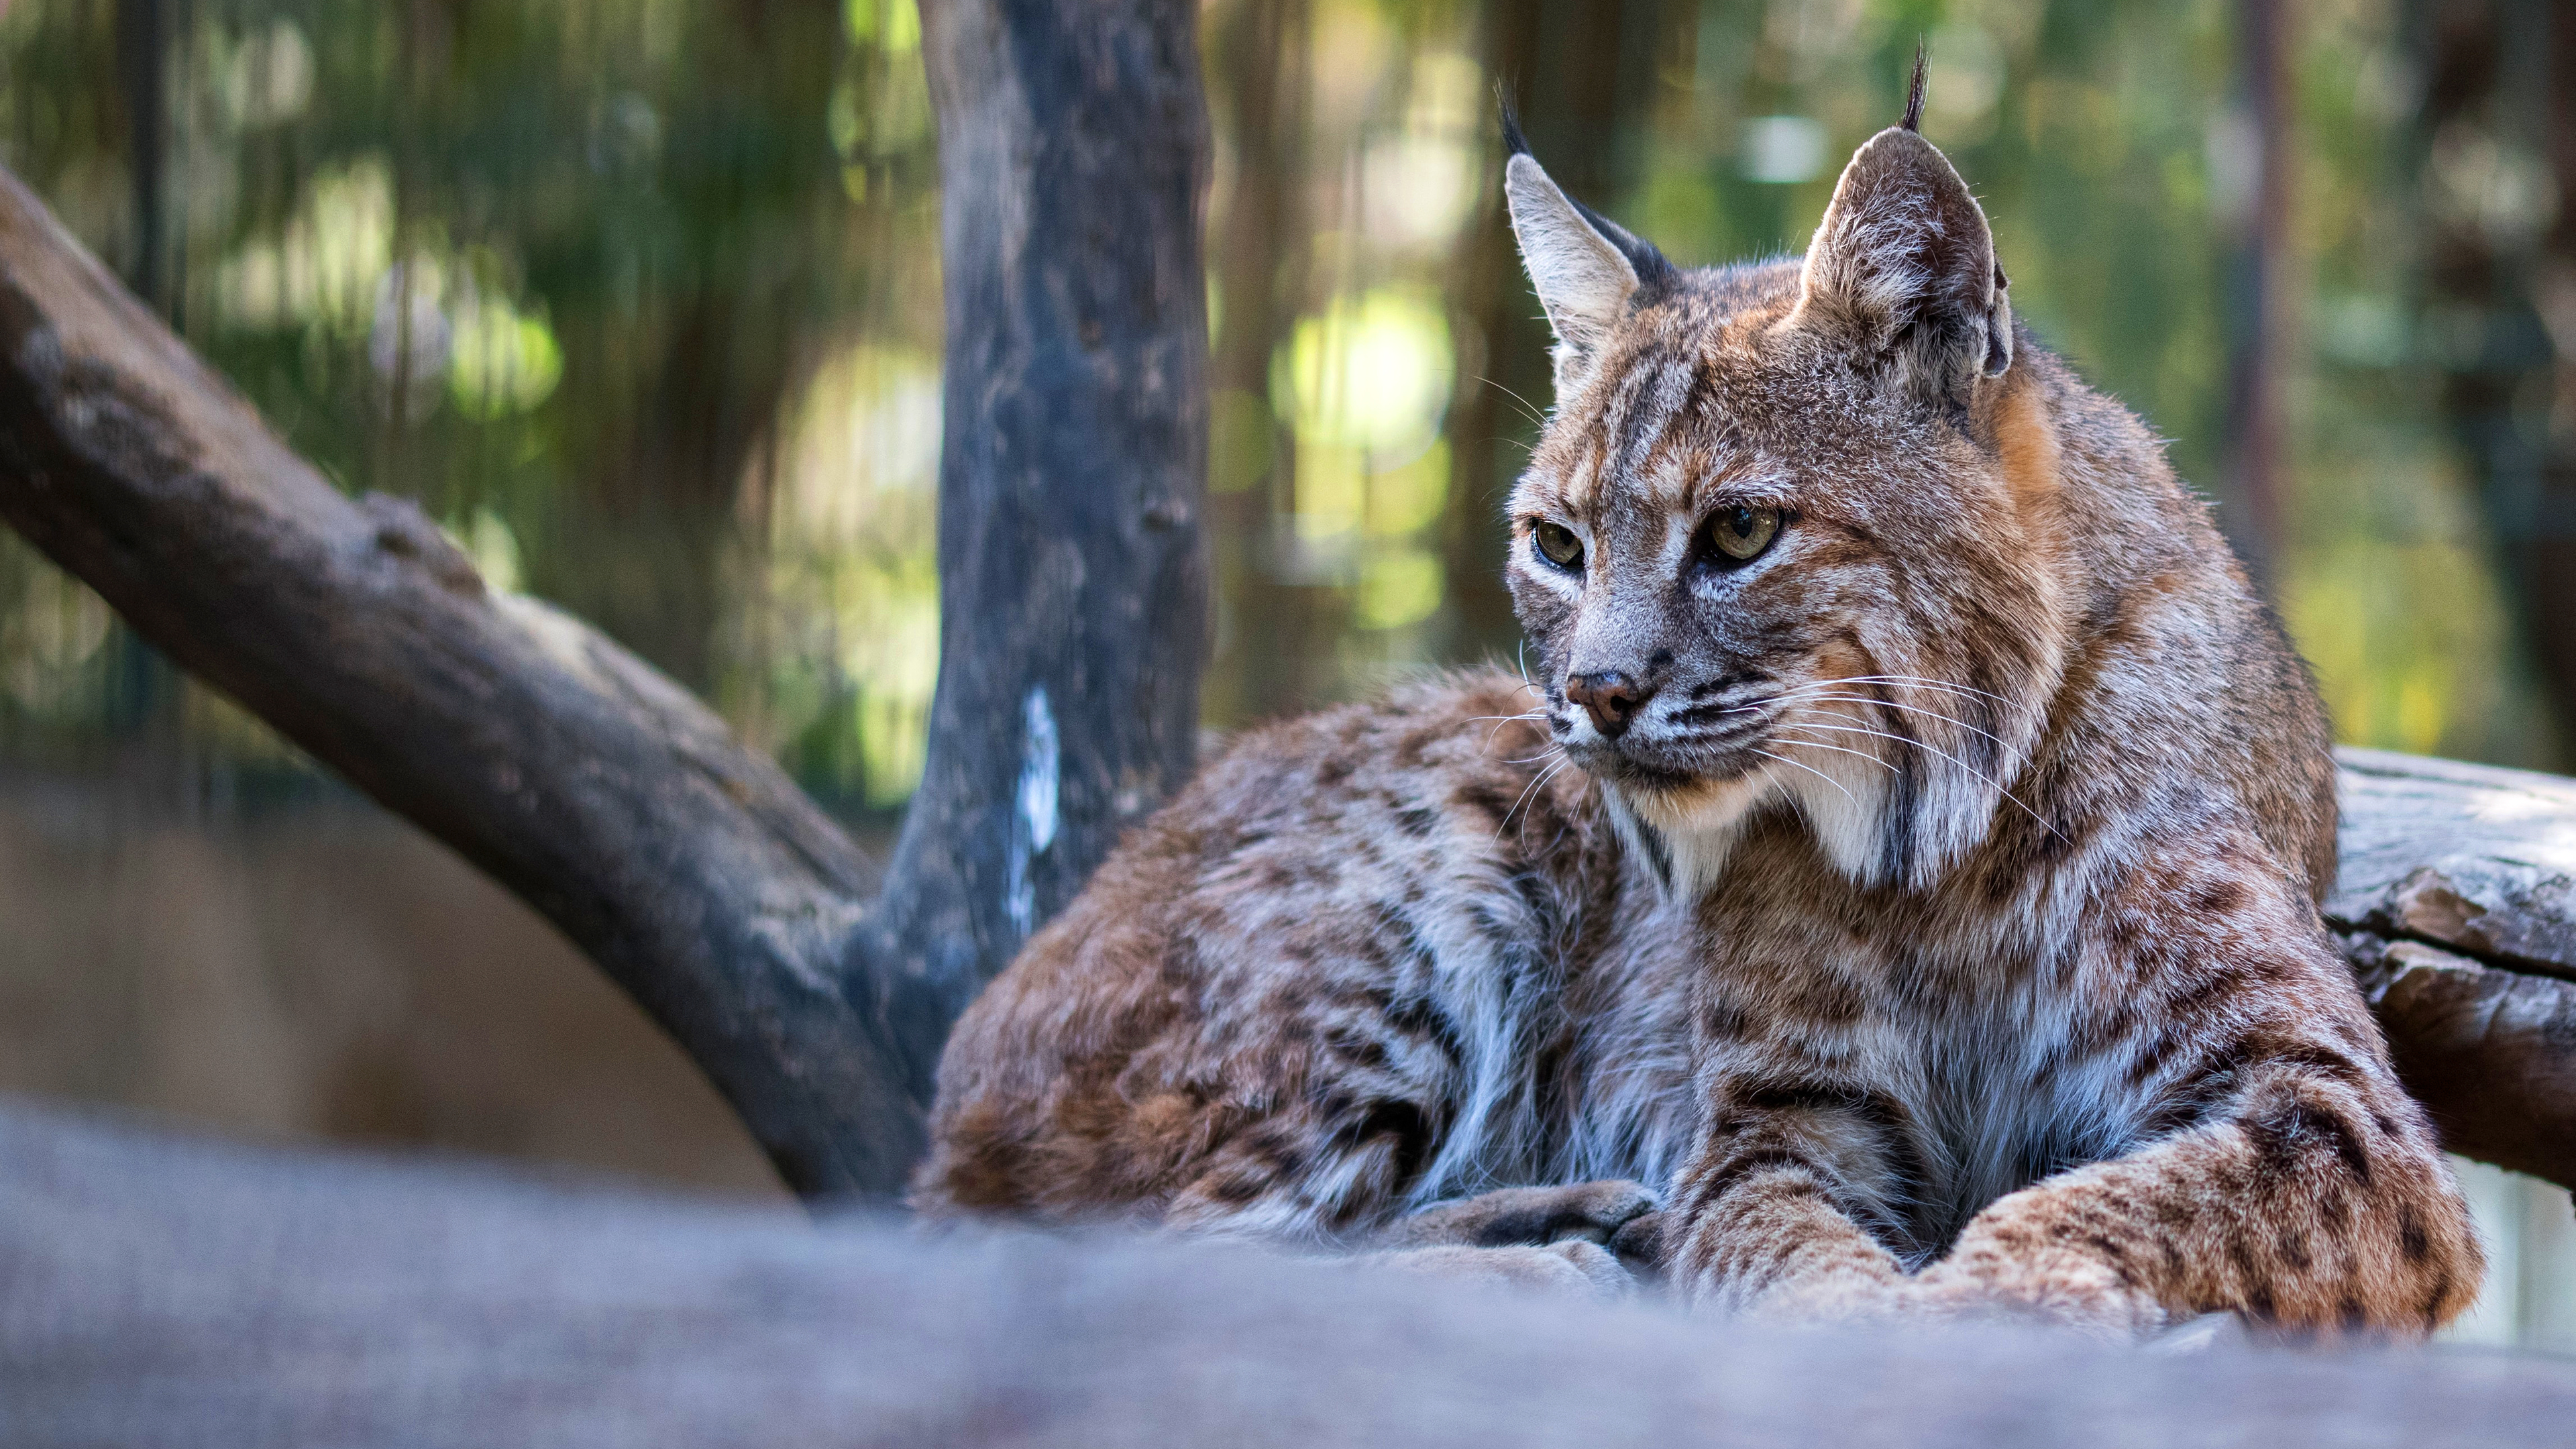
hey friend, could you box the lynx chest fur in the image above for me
[915,92,2479,1338]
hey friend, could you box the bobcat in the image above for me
[914,74,2482,1337]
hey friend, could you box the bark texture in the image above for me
[0,0,1212,1202]
[886,0,1211,1063]
[2330,747,2576,1185]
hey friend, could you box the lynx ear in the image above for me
[1502,113,1674,391]
[1794,120,2013,398]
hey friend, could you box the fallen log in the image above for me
[3,1098,2571,1448]
[2331,747,2576,1185]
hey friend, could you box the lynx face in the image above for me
[1501,123,2065,896]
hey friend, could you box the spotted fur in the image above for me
[914,109,2480,1338]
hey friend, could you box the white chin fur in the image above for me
[1601,766,1780,902]
[1601,740,1907,899]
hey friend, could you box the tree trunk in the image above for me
[893,0,1212,1029]
[2217,0,2291,578]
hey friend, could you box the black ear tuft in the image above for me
[1902,40,1927,132]
[1499,90,1531,160]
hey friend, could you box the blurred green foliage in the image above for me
[0,0,2557,819]
[0,0,945,812]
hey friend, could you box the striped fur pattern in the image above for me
[913,115,2480,1338]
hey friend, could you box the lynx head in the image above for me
[1501,89,2072,898]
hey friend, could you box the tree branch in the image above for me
[0,0,1212,1201]
[0,163,914,1195]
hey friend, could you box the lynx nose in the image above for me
[1565,670,1652,739]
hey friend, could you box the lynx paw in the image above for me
[1907,1258,2169,1341]
[1724,1260,2165,1340]
[1371,1240,1635,1301]
[1380,1180,1658,1250]
[1731,1272,1920,1328]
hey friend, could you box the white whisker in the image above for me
[1467,709,1550,752]
[1819,674,2019,706]
[1774,720,2063,839]
[1480,374,1550,433]
[1768,732,1900,774]
[1775,690,2012,749]
[1495,756,1574,843]
[1748,747,1861,809]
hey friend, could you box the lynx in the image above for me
[914,74,2481,1337]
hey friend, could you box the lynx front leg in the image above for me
[1919,1048,2481,1339]
[1657,1087,1913,1320]
[1919,855,2483,1340]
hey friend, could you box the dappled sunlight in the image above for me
[0,558,111,716]
[1276,284,1455,470]
[211,166,566,428]
[731,342,943,809]
[831,0,930,201]
[771,344,942,545]
[449,297,564,421]
[1356,547,1443,632]
[1266,286,1456,636]
[209,17,313,130]
[1359,52,1484,252]
[213,157,394,337]
[464,509,526,595]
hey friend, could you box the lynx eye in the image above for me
[1707,506,1782,563]
[1532,521,1585,570]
